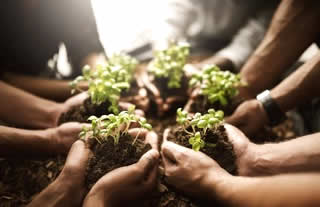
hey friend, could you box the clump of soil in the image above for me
[170,125,236,174]
[190,95,241,116]
[156,124,236,207]
[59,98,112,124]
[147,75,189,116]
[85,134,151,189]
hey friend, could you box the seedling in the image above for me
[148,42,190,88]
[80,106,152,145]
[176,108,224,151]
[70,53,138,114]
[189,64,243,106]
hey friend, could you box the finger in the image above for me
[161,141,179,164]
[183,99,194,112]
[64,140,92,174]
[225,113,243,126]
[137,149,160,177]
[119,102,134,111]
[138,88,147,98]
[145,131,159,150]
[163,128,171,142]
[134,109,145,118]
[224,124,251,158]
[190,88,200,99]
[162,103,170,112]
[166,96,187,104]
[128,128,148,141]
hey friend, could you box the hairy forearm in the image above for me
[250,133,320,176]
[0,81,63,128]
[240,0,320,96]
[0,125,54,157]
[2,72,87,102]
[271,51,320,112]
[217,173,320,207]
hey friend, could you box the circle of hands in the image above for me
[41,62,268,206]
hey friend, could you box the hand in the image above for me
[194,56,235,72]
[225,99,269,137]
[83,149,160,206]
[224,124,258,176]
[161,140,229,200]
[27,140,92,207]
[47,122,89,154]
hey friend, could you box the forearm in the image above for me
[250,133,320,176]
[240,0,320,96]
[0,81,63,128]
[28,177,81,207]
[215,173,320,207]
[2,72,87,102]
[270,51,320,112]
[0,125,55,157]
[216,3,275,71]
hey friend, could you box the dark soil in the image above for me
[153,124,235,207]
[152,75,189,100]
[0,56,298,206]
[190,95,241,116]
[86,134,151,189]
[58,98,112,124]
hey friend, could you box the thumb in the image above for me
[137,149,160,175]
[225,112,243,127]
[62,140,92,176]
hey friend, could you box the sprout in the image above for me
[80,106,152,145]
[70,53,138,114]
[189,64,243,106]
[149,42,190,88]
[176,108,224,151]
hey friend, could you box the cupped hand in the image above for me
[225,99,269,137]
[83,149,160,206]
[161,140,229,200]
[28,140,92,207]
[48,122,90,154]
[224,124,258,176]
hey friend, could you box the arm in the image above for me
[224,124,320,176]
[240,0,320,97]
[226,51,320,136]
[247,132,320,176]
[0,80,63,129]
[214,173,320,207]
[214,2,277,71]
[0,122,85,157]
[2,72,88,102]
[271,51,320,112]
[161,138,320,207]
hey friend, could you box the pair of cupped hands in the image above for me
[31,120,255,207]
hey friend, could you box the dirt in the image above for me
[86,134,151,189]
[190,95,241,116]
[0,57,299,206]
[58,98,112,124]
[152,124,235,207]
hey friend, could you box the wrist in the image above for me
[84,187,110,207]
[206,168,236,204]
[245,143,279,176]
[256,90,286,126]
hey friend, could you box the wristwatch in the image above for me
[256,90,287,127]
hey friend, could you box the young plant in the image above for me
[176,108,224,151]
[70,53,138,114]
[79,106,152,145]
[148,42,190,88]
[189,64,244,106]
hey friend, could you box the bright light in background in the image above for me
[91,0,161,56]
